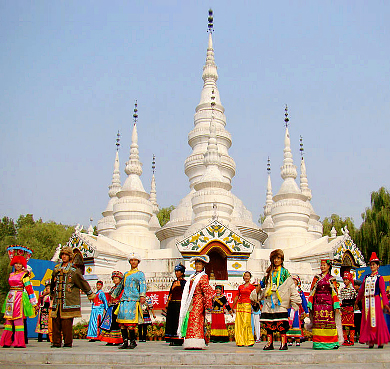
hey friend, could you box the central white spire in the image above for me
[184,11,236,189]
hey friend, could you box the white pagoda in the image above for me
[60,10,364,299]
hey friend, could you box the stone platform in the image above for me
[0,339,389,369]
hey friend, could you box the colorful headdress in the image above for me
[343,272,354,286]
[369,252,380,263]
[7,245,33,269]
[111,271,123,280]
[174,263,186,273]
[321,259,332,265]
[292,275,301,286]
[189,255,210,264]
[215,284,224,292]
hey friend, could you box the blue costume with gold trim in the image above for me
[112,269,146,325]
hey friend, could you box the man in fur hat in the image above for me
[50,246,96,348]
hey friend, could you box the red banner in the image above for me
[146,290,239,310]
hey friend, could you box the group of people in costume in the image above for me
[1,244,390,352]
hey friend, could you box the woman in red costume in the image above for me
[178,255,214,349]
[0,245,38,348]
[356,252,390,348]
[307,259,343,350]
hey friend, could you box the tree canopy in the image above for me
[355,187,390,264]
[157,206,175,227]
[322,214,357,240]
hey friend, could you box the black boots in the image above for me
[118,329,129,349]
[128,329,137,349]
[118,328,137,349]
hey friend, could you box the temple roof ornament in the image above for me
[177,220,255,257]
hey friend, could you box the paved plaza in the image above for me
[0,339,389,369]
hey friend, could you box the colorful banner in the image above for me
[146,290,239,309]
[356,264,390,292]
[25,259,56,338]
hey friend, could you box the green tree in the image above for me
[0,217,17,239]
[16,213,35,230]
[322,214,356,240]
[157,206,175,227]
[355,187,390,264]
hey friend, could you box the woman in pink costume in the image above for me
[356,252,390,348]
[0,245,38,348]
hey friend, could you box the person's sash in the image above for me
[177,271,205,338]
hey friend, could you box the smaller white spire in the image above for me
[121,101,146,193]
[262,157,274,231]
[125,123,143,177]
[265,166,273,216]
[108,151,122,198]
[149,155,159,214]
[280,105,297,180]
[300,156,312,200]
[299,135,312,199]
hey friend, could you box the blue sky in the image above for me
[1,1,389,229]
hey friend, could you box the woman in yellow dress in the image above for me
[232,271,256,346]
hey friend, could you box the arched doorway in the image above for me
[203,242,228,280]
[340,250,356,278]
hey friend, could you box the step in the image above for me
[0,340,389,369]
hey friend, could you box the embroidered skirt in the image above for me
[235,302,255,346]
[210,311,228,342]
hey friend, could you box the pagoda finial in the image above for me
[152,154,156,174]
[284,104,289,128]
[116,130,121,151]
[108,142,121,198]
[124,100,142,177]
[300,135,304,159]
[280,105,297,180]
[263,157,274,226]
[150,155,159,213]
[133,100,138,125]
[207,8,214,33]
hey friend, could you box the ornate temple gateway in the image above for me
[57,11,365,311]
